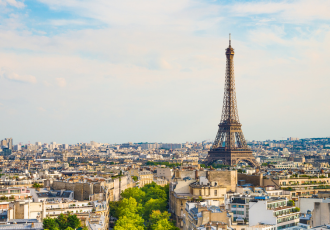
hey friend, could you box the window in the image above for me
[199,190,202,195]
[214,190,217,196]
[10,190,20,194]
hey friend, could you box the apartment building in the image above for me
[170,170,236,229]
[139,171,153,187]
[183,200,230,230]
[0,187,30,200]
[249,197,300,230]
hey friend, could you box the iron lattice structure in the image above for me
[212,38,248,150]
[207,35,258,167]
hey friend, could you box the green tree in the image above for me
[32,183,42,188]
[43,218,59,230]
[55,213,68,230]
[144,198,167,220]
[109,201,120,218]
[288,200,295,206]
[67,214,81,229]
[113,181,178,230]
[142,183,167,203]
[148,210,178,230]
[117,197,144,217]
[148,210,170,230]
[121,187,146,203]
[161,184,169,201]
[65,227,74,230]
[114,214,144,230]
[153,219,177,230]
[293,207,300,212]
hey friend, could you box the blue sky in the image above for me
[1,0,330,144]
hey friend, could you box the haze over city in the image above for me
[1,0,330,144]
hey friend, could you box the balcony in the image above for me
[46,205,93,210]
[274,209,300,217]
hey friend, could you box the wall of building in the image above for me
[52,181,95,201]
[207,171,237,192]
[312,202,330,227]
[297,198,323,214]
[237,174,263,186]
[249,201,277,226]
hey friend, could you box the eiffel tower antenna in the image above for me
[229,33,231,47]
[206,34,258,167]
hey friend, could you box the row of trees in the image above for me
[145,161,181,168]
[200,163,230,169]
[110,182,179,230]
[43,213,86,230]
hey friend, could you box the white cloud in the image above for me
[49,19,86,26]
[0,0,25,8]
[3,71,37,83]
[56,78,66,87]
[37,0,217,27]
[230,0,330,23]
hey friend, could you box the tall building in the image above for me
[1,138,12,150]
[7,138,13,150]
[207,35,258,167]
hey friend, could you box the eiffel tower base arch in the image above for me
[206,149,259,167]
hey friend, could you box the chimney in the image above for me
[195,170,199,180]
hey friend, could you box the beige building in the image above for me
[170,170,237,228]
[139,171,153,188]
[129,168,140,177]
[184,200,230,230]
[312,200,330,227]
[157,167,173,181]
[263,174,330,201]
[8,200,46,222]
[8,199,107,227]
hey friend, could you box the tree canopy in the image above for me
[112,182,178,230]
[43,213,81,230]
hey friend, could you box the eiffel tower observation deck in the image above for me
[206,34,258,167]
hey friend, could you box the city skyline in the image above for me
[1,0,330,144]
[1,136,329,147]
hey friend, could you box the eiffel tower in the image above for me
[206,35,258,167]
